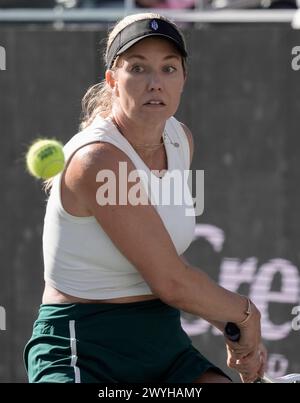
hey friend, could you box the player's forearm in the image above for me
[208,320,226,332]
[165,265,250,324]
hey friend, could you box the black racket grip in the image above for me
[225,322,241,342]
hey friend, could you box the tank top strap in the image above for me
[165,117,190,170]
[63,116,155,174]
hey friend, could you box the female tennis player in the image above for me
[24,12,266,383]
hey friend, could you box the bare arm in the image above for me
[65,142,255,326]
[179,126,226,332]
[179,255,226,332]
[176,125,263,379]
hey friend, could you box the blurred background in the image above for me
[0,0,300,383]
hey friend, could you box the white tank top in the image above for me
[43,115,196,299]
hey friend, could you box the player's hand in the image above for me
[225,302,261,360]
[226,342,267,383]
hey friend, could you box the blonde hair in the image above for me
[80,12,187,130]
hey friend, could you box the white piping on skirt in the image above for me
[69,320,81,383]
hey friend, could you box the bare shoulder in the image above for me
[69,141,132,174]
[64,141,136,189]
[62,141,137,215]
[180,122,194,165]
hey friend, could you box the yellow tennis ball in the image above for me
[26,139,65,179]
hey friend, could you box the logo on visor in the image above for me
[150,20,159,31]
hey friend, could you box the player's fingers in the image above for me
[257,350,267,377]
[233,351,262,381]
[226,340,256,359]
[226,345,246,368]
[227,356,237,369]
[240,373,259,383]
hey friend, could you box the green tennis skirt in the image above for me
[24,298,228,383]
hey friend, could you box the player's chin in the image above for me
[139,109,172,123]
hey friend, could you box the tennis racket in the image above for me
[224,322,300,383]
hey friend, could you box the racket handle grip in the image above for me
[225,322,241,342]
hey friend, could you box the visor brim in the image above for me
[116,33,188,58]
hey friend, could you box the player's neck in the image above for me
[111,115,165,153]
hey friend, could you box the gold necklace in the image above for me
[127,136,166,149]
[112,118,165,149]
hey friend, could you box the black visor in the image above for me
[106,18,187,69]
